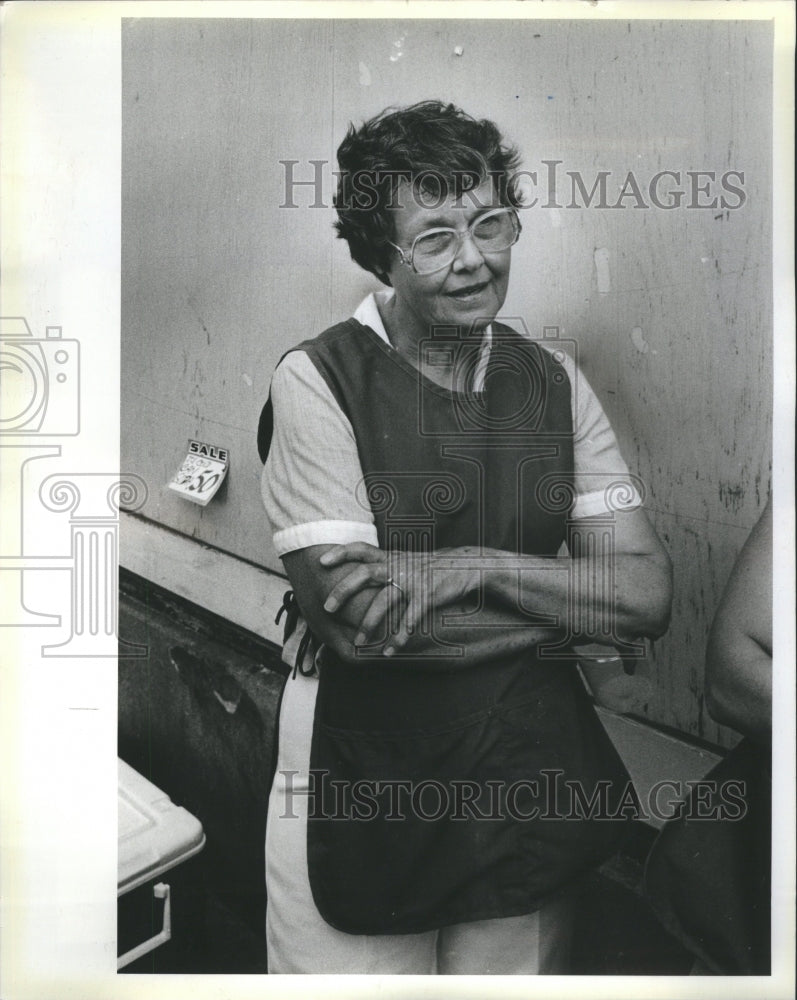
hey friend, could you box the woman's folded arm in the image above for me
[282,506,672,671]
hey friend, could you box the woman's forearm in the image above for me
[486,551,672,642]
[377,548,671,670]
[363,597,562,670]
[292,512,672,668]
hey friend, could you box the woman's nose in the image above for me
[451,232,485,271]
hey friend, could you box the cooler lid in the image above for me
[118,758,206,895]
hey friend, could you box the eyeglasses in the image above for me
[387,207,522,275]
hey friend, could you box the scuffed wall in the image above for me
[121,18,772,744]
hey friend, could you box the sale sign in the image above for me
[168,439,229,506]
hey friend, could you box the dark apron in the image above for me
[262,319,636,934]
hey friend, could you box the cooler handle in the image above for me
[117,882,172,970]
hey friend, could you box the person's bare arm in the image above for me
[282,544,560,670]
[319,506,671,657]
[705,498,772,743]
[485,507,672,642]
[282,545,382,661]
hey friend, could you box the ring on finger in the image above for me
[385,576,405,599]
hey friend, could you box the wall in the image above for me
[121,17,773,745]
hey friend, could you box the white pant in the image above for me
[265,670,574,974]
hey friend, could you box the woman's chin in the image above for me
[442,298,501,330]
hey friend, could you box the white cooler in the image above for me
[118,758,206,970]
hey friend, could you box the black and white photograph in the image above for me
[1,2,794,998]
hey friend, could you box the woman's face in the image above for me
[385,179,513,339]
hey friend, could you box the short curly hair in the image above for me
[334,100,523,284]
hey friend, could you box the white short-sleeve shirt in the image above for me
[262,290,640,557]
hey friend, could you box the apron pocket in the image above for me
[306,704,525,935]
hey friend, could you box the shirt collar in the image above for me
[352,289,394,344]
[352,291,493,393]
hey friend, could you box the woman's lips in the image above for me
[445,280,490,300]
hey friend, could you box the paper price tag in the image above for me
[168,440,229,507]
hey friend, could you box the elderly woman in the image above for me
[258,100,671,974]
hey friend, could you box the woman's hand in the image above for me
[319,542,486,656]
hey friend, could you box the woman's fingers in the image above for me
[323,562,387,612]
[384,575,431,656]
[319,542,383,568]
[321,548,479,656]
[383,569,471,656]
[353,586,401,648]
